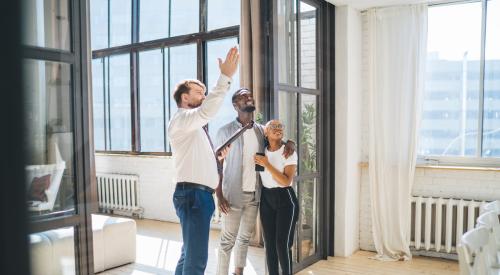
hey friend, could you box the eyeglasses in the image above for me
[267,124,284,130]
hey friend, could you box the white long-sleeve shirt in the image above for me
[167,74,232,189]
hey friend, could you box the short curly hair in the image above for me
[231,87,251,103]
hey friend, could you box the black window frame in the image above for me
[91,0,240,155]
[21,0,96,274]
[266,0,335,271]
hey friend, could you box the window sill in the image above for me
[95,152,172,159]
[358,162,500,172]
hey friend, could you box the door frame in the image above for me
[262,0,335,271]
[22,0,96,274]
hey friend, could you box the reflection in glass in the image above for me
[140,0,169,42]
[206,38,240,138]
[168,44,198,120]
[92,59,105,151]
[23,0,71,50]
[29,227,76,274]
[483,0,500,158]
[207,0,240,31]
[23,60,74,215]
[140,49,165,152]
[278,0,297,86]
[300,2,317,89]
[90,0,108,50]
[278,91,298,142]
[110,0,132,47]
[170,0,199,36]
[299,94,317,173]
[419,2,482,157]
[298,178,317,260]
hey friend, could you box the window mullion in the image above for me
[131,0,140,152]
[477,0,487,157]
[102,58,108,151]
[162,48,167,152]
[200,0,207,33]
[107,57,112,150]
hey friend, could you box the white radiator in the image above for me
[410,196,486,255]
[96,173,144,218]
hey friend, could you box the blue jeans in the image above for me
[173,185,215,275]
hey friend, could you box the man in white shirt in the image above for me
[168,47,239,275]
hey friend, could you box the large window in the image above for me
[419,0,500,163]
[90,0,240,154]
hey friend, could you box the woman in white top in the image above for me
[254,120,298,275]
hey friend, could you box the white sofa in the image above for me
[30,214,136,274]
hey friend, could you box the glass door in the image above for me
[272,0,323,270]
[22,0,94,274]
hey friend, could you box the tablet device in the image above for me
[215,121,254,155]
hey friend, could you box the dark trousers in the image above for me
[173,185,215,275]
[260,187,299,275]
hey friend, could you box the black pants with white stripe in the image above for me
[260,186,299,275]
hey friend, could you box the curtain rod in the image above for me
[359,0,479,13]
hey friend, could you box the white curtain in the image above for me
[367,4,427,261]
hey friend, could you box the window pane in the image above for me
[139,0,169,42]
[30,227,76,274]
[167,44,197,120]
[278,91,298,142]
[139,49,165,152]
[483,0,500,158]
[299,94,317,173]
[170,0,199,36]
[108,54,131,151]
[419,3,482,157]
[110,0,131,47]
[278,0,297,86]
[92,58,105,151]
[207,0,240,31]
[23,60,76,216]
[207,38,240,138]
[90,0,108,50]
[297,178,318,261]
[300,2,317,89]
[22,0,71,50]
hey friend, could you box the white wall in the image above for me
[95,154,179,223]
[334,5,363,257]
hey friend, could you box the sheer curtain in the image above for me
[367,4,427,260]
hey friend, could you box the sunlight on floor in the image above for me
[100,219,458,275]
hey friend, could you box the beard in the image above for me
[242,105,256,113]
[188,100,202,108]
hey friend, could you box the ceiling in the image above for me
[325,0,435,10]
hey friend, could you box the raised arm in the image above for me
[169,47,239,135]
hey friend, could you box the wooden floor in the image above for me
[100,219,458,275]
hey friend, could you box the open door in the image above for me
[266,0,335,271]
